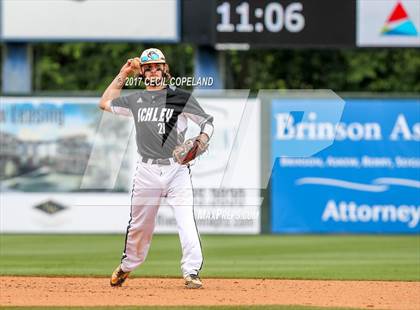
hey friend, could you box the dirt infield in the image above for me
[0,277,419,309]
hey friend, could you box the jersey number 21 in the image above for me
[158,122,165,134]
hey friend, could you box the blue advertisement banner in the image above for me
[270,98,420,233]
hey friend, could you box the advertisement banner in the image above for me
[357,0,420,47]
[271,98,420,233]
[1,0,179,41]
[0,96,260,233]
[0,97,133,193]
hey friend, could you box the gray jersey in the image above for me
[110,86,213,159]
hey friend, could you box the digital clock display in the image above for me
[217,1,305,34]
[214,0,356,48]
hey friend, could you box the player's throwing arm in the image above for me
[99,58,141,113]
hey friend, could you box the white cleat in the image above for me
[184,274,203,289]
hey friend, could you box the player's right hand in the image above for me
[120,58,141,76]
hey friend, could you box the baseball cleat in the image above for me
[110,265,130,287]
[184,274,203,289]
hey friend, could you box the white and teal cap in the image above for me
[139,48,166,65]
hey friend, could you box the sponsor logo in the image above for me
[34,200,67,215]
[381,1,418,36]
[296,177,420,192]
[274,113,420,141]
[322,200,420,228]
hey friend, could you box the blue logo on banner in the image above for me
[270,99,420,234]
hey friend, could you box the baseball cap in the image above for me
[139,48,166,65]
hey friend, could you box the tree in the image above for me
[20,43,420,93]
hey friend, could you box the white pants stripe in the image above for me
[120,156,203,277]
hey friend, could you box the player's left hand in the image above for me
[173,134,209,165]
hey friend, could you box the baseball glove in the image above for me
[173,134,209,165]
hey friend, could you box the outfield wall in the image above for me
[1,95,419,234]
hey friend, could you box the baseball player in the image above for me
[99,48,213,289]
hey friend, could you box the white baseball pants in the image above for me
[120,155,203,277]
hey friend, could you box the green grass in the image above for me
[0,234,419,281]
